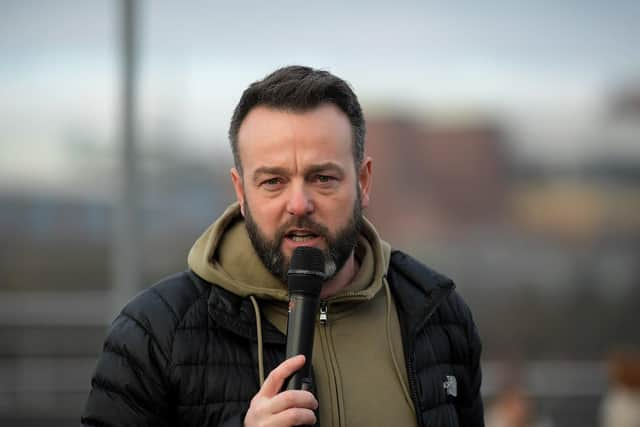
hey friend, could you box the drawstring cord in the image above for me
[384,276,416,413]
[250,277,415,413]
[249,295,265,386]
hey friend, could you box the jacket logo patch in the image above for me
[443,375,457,397]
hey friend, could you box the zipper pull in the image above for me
[319,301,328,324]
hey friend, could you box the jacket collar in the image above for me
[387,250,455,337]
[209,283,286,345]
[190,270,287,345]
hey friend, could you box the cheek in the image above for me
[322,190,358,222]
[245,192,283,229]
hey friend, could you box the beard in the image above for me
[244,194,363,284]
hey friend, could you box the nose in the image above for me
[286,183,314,217]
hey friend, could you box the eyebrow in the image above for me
[252,166,289,184]
[251,162,345,183]
[305,162,345,178]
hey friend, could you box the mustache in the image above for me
[275,216,331,242]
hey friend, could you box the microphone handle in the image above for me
[285,293,320,390]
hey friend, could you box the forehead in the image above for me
[236,104,354,172]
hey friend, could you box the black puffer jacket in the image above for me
[81,251,483,426]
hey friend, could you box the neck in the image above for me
[319,253,358,299]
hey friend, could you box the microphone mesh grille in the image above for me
[289,246,325,275]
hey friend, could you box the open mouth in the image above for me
[285,230,320,243]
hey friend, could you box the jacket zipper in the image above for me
[318,300,344,426]
[406,351,421,426]
[319,301,328,324]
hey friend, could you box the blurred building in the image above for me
[366,113,510,242]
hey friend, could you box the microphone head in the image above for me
[289,246,325,274]
[287,246,325,295]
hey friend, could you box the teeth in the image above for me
[290,235,315,242]
[287,230,318,242]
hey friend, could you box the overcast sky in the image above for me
[1,0,640,167]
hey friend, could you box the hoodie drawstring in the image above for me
[251,278,414,413]
[384,276,416,414]
[249,295,266,386]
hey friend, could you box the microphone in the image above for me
[284,246,325,391]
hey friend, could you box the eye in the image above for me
[314,174,338,186]
[261,177,285,190]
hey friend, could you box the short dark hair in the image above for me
[229,65,365,173]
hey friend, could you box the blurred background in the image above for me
[1,1,639,426]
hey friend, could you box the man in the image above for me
[82,65,484,426]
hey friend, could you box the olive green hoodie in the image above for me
[188,203,417,427]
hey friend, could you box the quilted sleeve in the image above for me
[81,288,176,427]
[455,294,485,427]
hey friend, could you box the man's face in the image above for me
[231,104,372,282]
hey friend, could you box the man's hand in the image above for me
[244,355,318,427]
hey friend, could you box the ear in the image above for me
[230,167,246,216]
[358,156,373,208]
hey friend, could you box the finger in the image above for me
[269,390,318,414]
[266,407,317,427]
[259,355,306,397]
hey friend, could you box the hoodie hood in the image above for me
[187,202,391,302]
